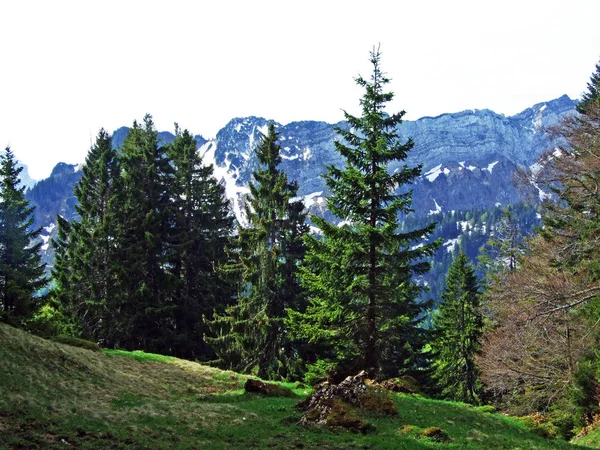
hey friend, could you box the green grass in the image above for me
[0,322,595,449]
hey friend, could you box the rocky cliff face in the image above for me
[25,95,578,269]
[200,95,577,221]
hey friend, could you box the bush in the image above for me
[304,359,336,386]
[50,335,101,352]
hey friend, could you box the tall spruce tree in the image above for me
[209,123,308,380]
[430,252,483,404]
[166,126,235,359]
[51,129,121,342]
[110,115,175,352]
[0,147,46,322]
[287,49,440,379]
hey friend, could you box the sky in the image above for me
[1,1,600,180]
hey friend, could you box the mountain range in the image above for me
[22,94,578,270]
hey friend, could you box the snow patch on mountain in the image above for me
[486,160,499,173]
[428,198,442,216]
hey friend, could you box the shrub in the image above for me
[304,359,336,386]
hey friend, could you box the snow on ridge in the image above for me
[424,164,442,182]
[302,146,312,160]
[486,160,499,173]
[43,223,56,234]
[444,237,459,253]
[198,140,250,226]
[291,191,324,208]
[428,198,442,216]
[257,124,269,136]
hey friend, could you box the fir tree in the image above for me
[110,115,175,352]
[287,49,440,379]
[52,129,121,342]
[166,125,234,359]
[210,123,307,380]
[0,147,46,322]
[430,252,483,404]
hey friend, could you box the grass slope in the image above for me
[0,323,594,449]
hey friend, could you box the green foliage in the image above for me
[303,358,336,385]
[51,119,234,359]
[209,123,307,380]
[430,252,483,404]
[0,146,46,324]
[287,49,440,379]
[571,359,600,427]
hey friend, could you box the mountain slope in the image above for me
[23,96,577,274]
[0,323,592,449]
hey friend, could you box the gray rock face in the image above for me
[203,95,577,220]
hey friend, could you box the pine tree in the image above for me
[166,125,235,359]
[210,123,308,380]
[111,115,175,352]
[430,252,483,404]
[51,129,121,342]
[0,147,46,322]
[287,49,440,379]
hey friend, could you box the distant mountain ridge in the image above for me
[23,95,578,269]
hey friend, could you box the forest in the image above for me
[2,49,600,442]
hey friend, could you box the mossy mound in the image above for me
[380,375,421,394]
[359,389,398,416]
[422,426,451,442]
[49,335,101,352]
[244,379,297,398]
[326,400,375,434]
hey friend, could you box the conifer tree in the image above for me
[210,123,307,380]
[110,115,175,352]
[430,252,483,404]
[287,49,440,379]
[0,147,46,322]
[53,129,121,342]
[166,126,234,359]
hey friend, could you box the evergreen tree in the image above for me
[166,125,235,359]
[210,123,308,380]
[51,129,121,342]
[287,49,440,379]
[110,115,175,352]
[430,252,483,404]
[0,147,46,322]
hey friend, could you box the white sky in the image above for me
[1,0,599,180]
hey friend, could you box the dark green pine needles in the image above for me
[209,123,308,380]
[430,252,483,404]
[0,146,46,322]
[287,49,441,380]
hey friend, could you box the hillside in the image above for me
[0,323,593,449]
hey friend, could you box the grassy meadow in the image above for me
[0,323,595,449]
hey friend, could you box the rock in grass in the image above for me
[244,379,297,397]
[297,370,397,433]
